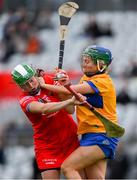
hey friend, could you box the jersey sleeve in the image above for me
[19,96,37,112]
[87,78,108,94]
[85,78,109,108]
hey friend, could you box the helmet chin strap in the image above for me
[97,60,107,72]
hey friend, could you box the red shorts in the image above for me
[35,136,79,171]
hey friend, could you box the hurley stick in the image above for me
[58,2,79,69]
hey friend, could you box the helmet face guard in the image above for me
[11,64,36,86]
[82,45,113,66]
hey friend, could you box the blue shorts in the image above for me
[80,133,119,159]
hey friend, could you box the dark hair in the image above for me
[36,68,45,77]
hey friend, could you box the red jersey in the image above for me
[19,75,79,170]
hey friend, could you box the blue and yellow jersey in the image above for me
[76,73,118,135]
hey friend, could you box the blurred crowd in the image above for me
[0,7,54,63]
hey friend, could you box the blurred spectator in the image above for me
[35,9,54,30]
[0,22,17,63]
[128,59,137,77]
[0,126,6,165]
[84,15,114,39]
[0,148,5,165]
[117,89,132,105]
[4,121,19,146]
[15,7,32,39]
[106,143,130,179]
[32,157,42,179]
[0,7,46,63]
[0,7,29,63]
[25,30,43,54]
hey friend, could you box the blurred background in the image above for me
[0,0,137,179]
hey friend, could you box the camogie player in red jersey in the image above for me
[11,64,81,180]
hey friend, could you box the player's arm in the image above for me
[41,82,95,95]
[64,102,75,114]
[57,94,75,114]
[38,76,95,95]
[27,96,79,114]
[38,76,68,94]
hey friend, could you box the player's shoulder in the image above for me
[19,94,35,106]
[90,73,111,82]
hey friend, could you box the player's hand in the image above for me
[54,68,70,85]
[76,93,87,102]
[38,77,45,88]
[70,95,85,105]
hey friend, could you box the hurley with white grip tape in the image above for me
[58,2,79,69]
